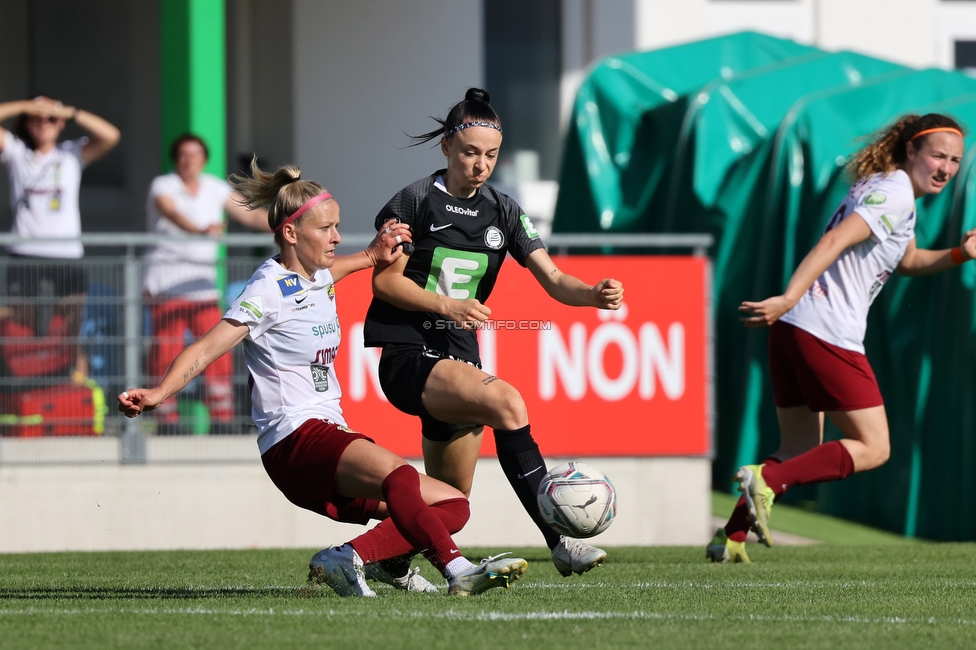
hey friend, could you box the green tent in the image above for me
[554,31,818,233]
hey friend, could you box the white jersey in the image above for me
[224,257,345,455]
[782,170,916,353]
[0,129,86,259]
[143,173,232,300]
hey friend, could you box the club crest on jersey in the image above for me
[327,283,335,301]
[310,364,330,392]
[484,226,504,249]
[277,275,303,297]
[864,192,887,205]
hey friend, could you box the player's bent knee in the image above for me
[874,444,891,468]
[859,444,890,471]
[420,473,469,502]
[434,497,470,533]
[491,385,528,429]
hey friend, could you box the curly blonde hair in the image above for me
[847,113,965,180]
[230,156,330,248]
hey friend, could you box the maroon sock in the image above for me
[725,457,781,542]
[761,441,855,495]
[349,518,406,563]
[352,465,468,573]
[350,497,470,564]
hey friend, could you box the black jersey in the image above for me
[363,171,545,362]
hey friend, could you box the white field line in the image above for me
[0,606,973,627]
[73,579,976,591]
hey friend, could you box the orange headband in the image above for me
[910,127,963,141]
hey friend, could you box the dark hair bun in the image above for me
[465,88,490,104]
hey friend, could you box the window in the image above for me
[956,40,976,74]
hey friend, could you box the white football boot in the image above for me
[308,544,377,598]
[551,536,607,576]
[447,553,528,596]
[364,561,440,593]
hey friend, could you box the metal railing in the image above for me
[0,231,712,465]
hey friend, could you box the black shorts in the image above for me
[6,258,87,299]
[377,343,483,442]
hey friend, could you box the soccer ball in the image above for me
[536,462,616,538]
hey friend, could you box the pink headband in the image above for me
[273,192,333,232]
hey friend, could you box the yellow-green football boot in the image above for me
[705,528,751,563]
[735,464,775,547]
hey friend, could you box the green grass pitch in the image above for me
[2,499,975,649]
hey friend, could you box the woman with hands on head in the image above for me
[0,95,120,379]
[709,113,974,564]
[0,94,120,258]
[119,160,528,598]
[362,88,624,578]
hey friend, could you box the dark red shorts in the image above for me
[261,419,380,524]
[768,321,884,412]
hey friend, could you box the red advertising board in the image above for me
[333,256,710,458]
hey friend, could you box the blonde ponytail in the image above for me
[230,156,329,247]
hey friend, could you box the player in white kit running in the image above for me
[118,160,528,597]
[709,113,976,563]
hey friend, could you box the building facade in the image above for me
[2,0,976,236]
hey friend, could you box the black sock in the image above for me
[494,424,562,550]
[379,553,415,579]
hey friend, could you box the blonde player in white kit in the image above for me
[709,113,976,563]
[118,160,528,597]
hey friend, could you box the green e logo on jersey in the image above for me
[520,214,539,239]
[424,247,489,298]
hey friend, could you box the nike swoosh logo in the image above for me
[430,223,453,232]
[295,295,308,304]
[517,466,544,480]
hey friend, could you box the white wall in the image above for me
[0,452,711,552]
[629,0,976,70]
[292,0,483,235]
[936,1,976,70]
[819,0,936,67]
[632,0,816,52]
[634,0,710,51]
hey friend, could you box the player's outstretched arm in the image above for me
[525,249,623,309]
[896,228,976,276]
[740,210,871,328]
[118,318,248,417]
[331,218,412,282]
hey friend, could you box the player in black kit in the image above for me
[363,88,624,577]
